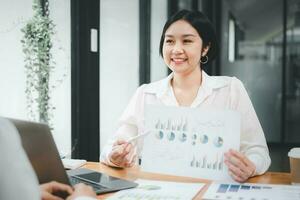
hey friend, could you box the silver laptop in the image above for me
[9,118,138,196]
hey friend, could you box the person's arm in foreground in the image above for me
[0,118,97,200]
[0,118,41,200]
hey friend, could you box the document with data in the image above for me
[107,179,205,200]
[203,182,300,200]
[141,105,240,180]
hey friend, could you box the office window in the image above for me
[221,0,283,143]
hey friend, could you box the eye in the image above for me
[165,39,174,44]
[183,39,193,43]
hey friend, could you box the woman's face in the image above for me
[162,20,208,75]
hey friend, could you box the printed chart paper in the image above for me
[141,105,240,180]
[203,182,300,200]
[107,179,205,200]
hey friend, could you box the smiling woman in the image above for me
[100,9,271,183]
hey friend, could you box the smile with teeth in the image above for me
[171,58,187,64]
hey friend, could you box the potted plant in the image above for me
[21,0,54,124]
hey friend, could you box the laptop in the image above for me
[9,118,138,196]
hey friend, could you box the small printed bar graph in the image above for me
[190,154,224,171]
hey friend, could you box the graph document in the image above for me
[141,105,240,181]
[203,182,300,200]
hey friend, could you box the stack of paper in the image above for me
[107,179,205,200]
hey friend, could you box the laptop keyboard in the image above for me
[69,176,109,192]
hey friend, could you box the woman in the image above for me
[100,10,271,183]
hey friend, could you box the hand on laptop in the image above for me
[40,181,73,200]
[66,183,97,200]
[40,181,97,200]
[108,139,137,168]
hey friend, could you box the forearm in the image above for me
[244,145,271,175]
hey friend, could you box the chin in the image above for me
[170,64,187,70]
[172,68,189,74]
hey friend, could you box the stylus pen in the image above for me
[126,130,151,143]
[110,131,151,151]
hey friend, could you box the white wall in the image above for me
[100,0,139,151]
[0,0,71,155]
[150,0,168,82]
[0,0,32,119]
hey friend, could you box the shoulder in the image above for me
[0,118,20,144]
[213,76,250,103]
[135,76,169,95]
[206,74,244,90]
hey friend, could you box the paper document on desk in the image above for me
[141,105,240,181]
[107,179,205,200]
[203,182,300,200]
[62,158,86,169]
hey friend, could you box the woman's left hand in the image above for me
[224,149,256,182]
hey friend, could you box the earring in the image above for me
[200,55,208,64]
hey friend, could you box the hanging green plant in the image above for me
[21,0,54,124]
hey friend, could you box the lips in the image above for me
[171,58,187,64]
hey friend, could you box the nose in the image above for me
[172,42,184,54]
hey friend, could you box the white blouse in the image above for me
[100,71,271,175]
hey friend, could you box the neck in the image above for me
[172,68,202,90]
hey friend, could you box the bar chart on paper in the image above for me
[190,154,224,171]
[203,182,300,200]
[141,105,241,180]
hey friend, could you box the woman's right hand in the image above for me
[108,139,137,168]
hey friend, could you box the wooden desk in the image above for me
[83,162,291,200]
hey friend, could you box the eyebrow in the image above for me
[165,34,197,38]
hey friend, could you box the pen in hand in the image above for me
[126,130,151,143]
[109,132,151,167]
[111,130,151,152]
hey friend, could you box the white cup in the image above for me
[288,148,300,185]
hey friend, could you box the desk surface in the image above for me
[82,162,291,200]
